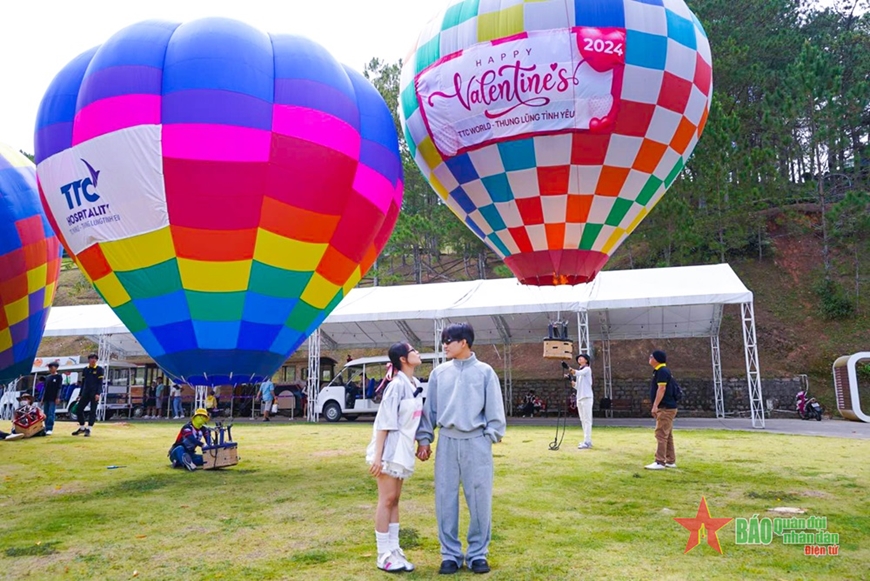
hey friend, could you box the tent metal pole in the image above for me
[97,335,111,422]
[503,343,512,416]
[602,339,612,418]
[577,310,590,356]
[741,301,765,428]
[434,319,445,366]
[711,335,724,418]
[307,328,321,422]
[194,385,207,411]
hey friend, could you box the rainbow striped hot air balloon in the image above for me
[0,143,61,382]
[35,18,402,385]
[400,0,712,285]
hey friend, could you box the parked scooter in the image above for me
[795,390,823,421]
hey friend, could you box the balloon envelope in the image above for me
[35,18,402,385]
[400,0,712,285]
[0,143,61,382]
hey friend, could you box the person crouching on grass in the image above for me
[168,408,210,471]
[366,342,425,573]
[1,394,46,440]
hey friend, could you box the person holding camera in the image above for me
[564,354,593,449]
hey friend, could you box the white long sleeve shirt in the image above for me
[574,366,593,400]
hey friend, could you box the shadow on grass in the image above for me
[5,541,59,557]
[290,550,332,564]
[746,490,800,501]
[103,473,176,496]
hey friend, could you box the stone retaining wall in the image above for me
[507,376,802,417]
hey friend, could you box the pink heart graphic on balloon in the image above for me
[577,27,626,73]
[550,62,558,71]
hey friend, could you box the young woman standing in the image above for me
[366,342,424,572]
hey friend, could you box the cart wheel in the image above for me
[323,402,342,422]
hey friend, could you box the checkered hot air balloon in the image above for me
[34,18,402,385]
[0,143,62,382]
[399,0,712,285]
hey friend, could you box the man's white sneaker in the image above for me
[394,548,414,571]
[577,442,591,449]
[45,430,52,435]
[665,463,677,468]
[645,462,666,470]
[376,551,406,573]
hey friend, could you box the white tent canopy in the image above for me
[41,264,764,427]
[585,264,753,340]
[44,304,148,358]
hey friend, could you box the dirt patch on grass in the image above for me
[48,482,88,496]
[310,450,352,458]
[796,489,832,498]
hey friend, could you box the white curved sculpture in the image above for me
[832,353,870,423]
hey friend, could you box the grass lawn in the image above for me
[1,421,868,580]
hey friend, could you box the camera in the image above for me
[561,361,569,370]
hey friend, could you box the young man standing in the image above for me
[568,353,594,449]
[41,361,63,435]
[416,323,506,575]
[257,378,275,421]
[646,350,677,470]
[72,354,104,437]
[155,378,165,419]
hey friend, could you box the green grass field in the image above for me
[1,421,868,580]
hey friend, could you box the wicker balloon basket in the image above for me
[13,419,45,439]
[543,339,573,359]
[201,443,238,470]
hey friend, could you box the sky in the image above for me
[0,0,443,156]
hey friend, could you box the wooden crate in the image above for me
[543,339,573,359]
[15,419,45,439]
[201,444,238,470]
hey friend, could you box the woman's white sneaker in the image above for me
[376,551,406,573]
[393,548,414,571]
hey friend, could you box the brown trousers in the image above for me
[654,408,677,465]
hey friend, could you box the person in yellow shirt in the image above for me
[205,389,218,416]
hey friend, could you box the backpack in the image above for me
[669,377,683,403]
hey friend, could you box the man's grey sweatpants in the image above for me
[434,434,493,565]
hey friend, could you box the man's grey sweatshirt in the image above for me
[416,353,506,446]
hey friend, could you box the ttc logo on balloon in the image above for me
[60,159,101,210]
[60,159,113,229]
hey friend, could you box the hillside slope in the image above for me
[39,226,867,412]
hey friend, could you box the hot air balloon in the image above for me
[0,143,62,383]
[400,0,712,285]
[35,18,402,385]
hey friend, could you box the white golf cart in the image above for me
[315,353,439,422]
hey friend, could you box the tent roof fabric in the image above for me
[42,264,753,353]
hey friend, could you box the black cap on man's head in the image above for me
[651,350,667,364]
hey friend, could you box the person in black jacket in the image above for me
[72,354,104,437]
[41,361,63,435]
[645,350,678,470]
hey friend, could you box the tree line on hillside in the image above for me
[362,0,870,318]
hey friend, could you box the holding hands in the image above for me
[416,444,431,461]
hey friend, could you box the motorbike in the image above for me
[795,390,823,421]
